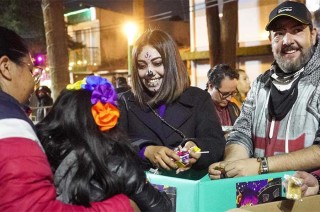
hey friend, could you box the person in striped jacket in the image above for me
[0,26,137,212]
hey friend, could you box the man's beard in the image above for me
[273,45,314,74]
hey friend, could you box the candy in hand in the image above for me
[214,166,227,178]
[174,146,204,168]
[284,175,303,200]
[174,146,190,168]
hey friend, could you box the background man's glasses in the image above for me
[216,87,238,99]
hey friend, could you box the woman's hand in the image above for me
[175,141,201,173]
[144,145,180,170]
[184,141,201,165]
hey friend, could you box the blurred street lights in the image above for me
[123,22,138,75]
[306,0,320,12]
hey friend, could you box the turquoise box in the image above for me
[146,170,295,212]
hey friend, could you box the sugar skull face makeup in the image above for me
[137,45,164,94]
[144,51,152,60]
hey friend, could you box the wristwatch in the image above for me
[257,157,269,174]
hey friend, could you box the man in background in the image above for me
[115,76,131,94]
[35,85,53,121]
[206,64,240,130]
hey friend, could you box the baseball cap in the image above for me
[265,1,312,31]
[36,86,51,94]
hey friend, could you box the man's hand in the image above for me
[208,161,227,180]
[208,158,260,179]
[222,158,260,177]
[283,171,319,197]
[144,146,179,170]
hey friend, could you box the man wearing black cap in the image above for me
[209,1,320,179]
[35,85,53,122]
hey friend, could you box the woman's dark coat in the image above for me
[118,87,226,170]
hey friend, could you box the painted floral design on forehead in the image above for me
[144,52,152,60]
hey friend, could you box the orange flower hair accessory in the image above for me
[66,75,119,131]
[91,101,120,131]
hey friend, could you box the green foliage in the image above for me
[0,0,46,53]
[67,35,86,50]
[0,0,86,52]
[0,0,21,31]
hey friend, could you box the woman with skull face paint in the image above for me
[118,29,226,174]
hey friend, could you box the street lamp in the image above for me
[123,22,138,75]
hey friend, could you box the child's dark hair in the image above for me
[36,89,138,206]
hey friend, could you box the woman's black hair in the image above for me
[36,89,138,206]
[0,26,29,64]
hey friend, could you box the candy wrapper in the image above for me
[173,146,202,168]
[214,166,227,178]
[284,174,303,200]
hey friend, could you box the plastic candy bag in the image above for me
[284,174,303,200]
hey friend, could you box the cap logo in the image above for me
[278,7,292,14]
